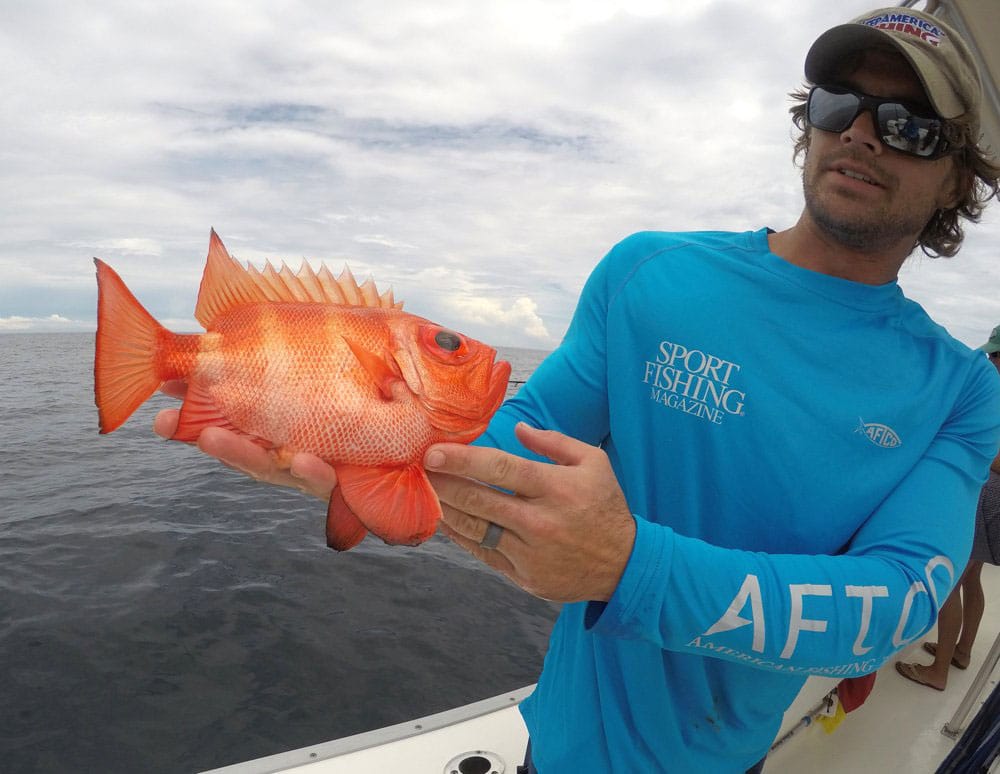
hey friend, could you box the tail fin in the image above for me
[94,258,169,433]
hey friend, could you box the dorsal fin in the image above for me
[194,230,404,328]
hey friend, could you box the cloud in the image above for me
[92,238,163,257]
[1,0,998,349]
[0,314,90,332]
[450,295,551,342]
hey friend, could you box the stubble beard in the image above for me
[802,158,929,255]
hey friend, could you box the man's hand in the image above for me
[425,422,636,603]
[153,381,337,500]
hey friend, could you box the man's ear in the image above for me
[937,161,970,211]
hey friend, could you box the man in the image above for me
[155,7,1000,772]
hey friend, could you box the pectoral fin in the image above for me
[342,337,404,401]
[336,463,441,546]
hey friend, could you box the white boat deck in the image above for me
[768,561,1000,773]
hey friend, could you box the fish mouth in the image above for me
[485,358,512,412]
[466,357,511,421]
[419,356,511,438]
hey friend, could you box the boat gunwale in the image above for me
[198,684,535,774]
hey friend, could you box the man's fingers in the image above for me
[514,422,593,467]
[425,437,550,499]
[153,409,180,439]
[426,423,634,602]
[438,515,500,552]
[160,380,187,400]
[197,427,274,479]
[289,453,339,497]
[429,474,518,548]
[438,517,517,576]
[151,415,335,500]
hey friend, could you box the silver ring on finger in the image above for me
[479,521,504,550]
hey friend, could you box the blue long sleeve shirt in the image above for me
[478,229,1000,772]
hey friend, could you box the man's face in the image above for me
[801,49,960,254]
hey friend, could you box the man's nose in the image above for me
[840,109,882,154]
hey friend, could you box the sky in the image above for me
[1,0,998,350]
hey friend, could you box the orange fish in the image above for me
[94,230,511,550]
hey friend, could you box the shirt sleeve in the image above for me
[475,239,614,456]
[586,363,1000,675]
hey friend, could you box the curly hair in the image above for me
[789,87,1000,258]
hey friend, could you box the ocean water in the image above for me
[0,333,557,774]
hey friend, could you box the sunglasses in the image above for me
[806,85,949,159]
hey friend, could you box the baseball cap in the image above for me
[980,325,1000,354]
[805,8,982,133]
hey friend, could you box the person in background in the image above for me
[154,8,1000,772]
[896,327,1000,691]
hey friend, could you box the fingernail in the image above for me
[425,449,445,469]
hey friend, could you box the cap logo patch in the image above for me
[861,13,945,47]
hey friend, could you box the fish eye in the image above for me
[434,330,462,352]
[419,324,472,363]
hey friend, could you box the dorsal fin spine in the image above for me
[340,266,361,305]
[297,262,324,301]
[317,265,347,304]
[193,232,404,327]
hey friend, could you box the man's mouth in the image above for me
[838,168,879,187]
